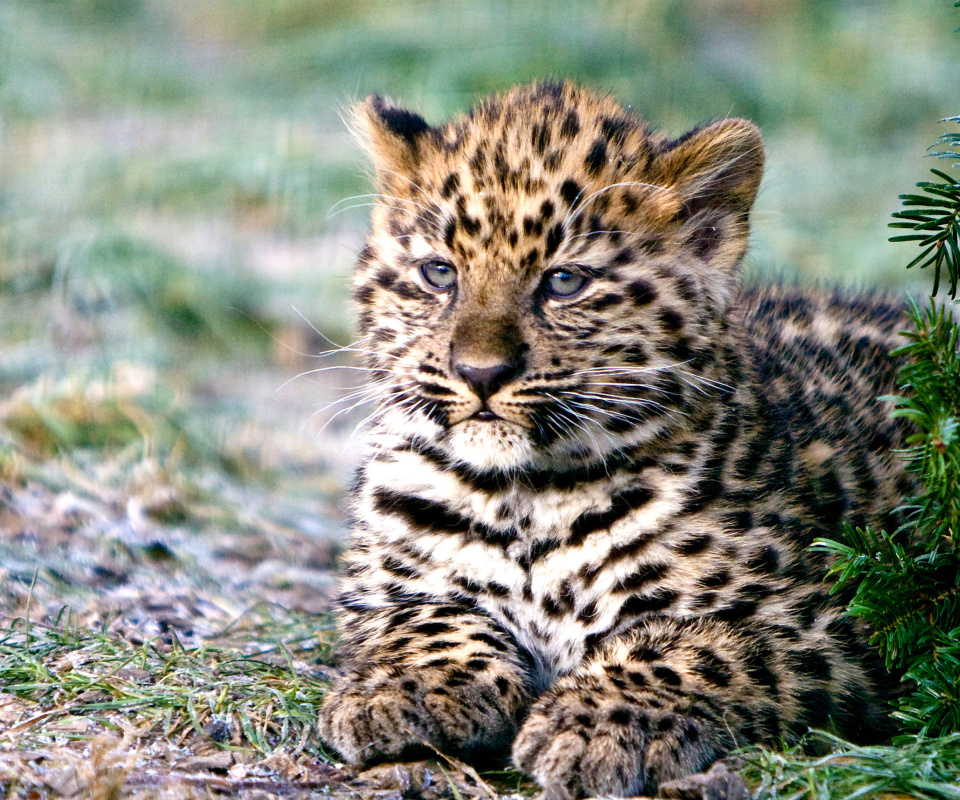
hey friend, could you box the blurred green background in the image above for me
[1,0,958,503]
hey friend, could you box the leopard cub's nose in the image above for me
[454,361,520,403]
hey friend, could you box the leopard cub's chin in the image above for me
[446,418,536,472]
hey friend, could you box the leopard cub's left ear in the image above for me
[653,118,765,220]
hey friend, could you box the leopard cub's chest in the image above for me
[361,449,699,679]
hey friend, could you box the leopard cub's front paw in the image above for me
[319,669,443,765]
[320,663,520,765]
[512,685,647,799]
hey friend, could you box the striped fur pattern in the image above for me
[318,83,912,797]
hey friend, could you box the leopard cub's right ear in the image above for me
[352,94,435,177]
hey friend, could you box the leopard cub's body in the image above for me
[319,83,911,797]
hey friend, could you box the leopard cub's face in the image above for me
[350,83,763,472]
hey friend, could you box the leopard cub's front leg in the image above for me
[513,620,764,799]
[319,603,530,765]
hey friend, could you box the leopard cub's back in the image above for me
[320,83,911,797]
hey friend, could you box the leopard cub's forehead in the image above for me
[400,84,670,272]
[430,83,659,190]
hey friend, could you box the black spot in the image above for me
[615,562,670,592]
[584,292,623,311]
[461,214,482,237]
[693,649,732,687]
[608,708,633,725]
[454,575,484,595]
[440,173,460,198]
[700,569,729,589]
[601,116,629,143]
[540,199,556,219]
[424,640,458,652]
[577,599,598,622]
[544,223,564,259]
[658,308,685,333]
[631,645,661,661]
[532,123,550,155]
[627,670,646,687]
[621,588,679,616]
[674,533,712,556]
[681,721,701,744]
[724,510,753,532]
[381,555,420,579]
[560,179,582,207]
[585,139,607,176]
[544,150,563,171]
[372,488,514,547]
[569,485,654,543]
[667,337,694,363]
[522,537,564,567]
[656,716,676,732]
[691,591,717,610]
[354,285,375,304]
[622,345,648,365]
[690,223,723,259]
[746,546,779,575]
[521,248,539,269]
[744,645,779,695]
[712,598,760,622]
[442,217,457,248]
[523,216,543,237]
[627,279,657,306]
[357,244,376,266]
[792,650,832,682]
[468,632,508,652]
[652,666,682,686]
[560,111,581,138]
[373,267,398,289]
[541,595,564,618]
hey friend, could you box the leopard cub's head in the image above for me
[349,82,763,472]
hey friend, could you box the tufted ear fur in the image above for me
[352,94,435,177]
[653,118,764,223]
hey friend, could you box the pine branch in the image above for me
[890,161,960,297]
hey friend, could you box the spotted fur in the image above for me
[318,82,911,797]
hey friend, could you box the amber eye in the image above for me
[543,268,589,298]
[419,260,457,291]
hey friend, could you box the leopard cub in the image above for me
[318,82,910,798]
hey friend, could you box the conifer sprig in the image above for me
[814,72,960,739]
[889,164,960,298]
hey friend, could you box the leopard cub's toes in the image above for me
[512,686,647,799]
[319,670,443,765]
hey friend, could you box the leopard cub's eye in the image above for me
[419,260,457,291]
[543,267,589,298]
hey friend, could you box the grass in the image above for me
[0,609,334,757]
[739,733,960,800]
